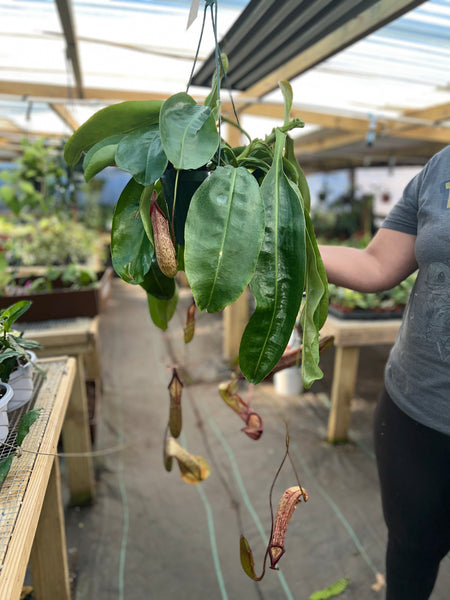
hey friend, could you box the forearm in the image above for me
[318,229,418,293]
[318,245,382,292]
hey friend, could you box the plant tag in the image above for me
[187,0,200,29]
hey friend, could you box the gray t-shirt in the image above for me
[381,145,450,435]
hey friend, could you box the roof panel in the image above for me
[0,0,448,168]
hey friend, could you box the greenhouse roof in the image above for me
[0,0,449,169]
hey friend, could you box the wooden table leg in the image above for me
[30,458,71,600]
[62,355,96,505]
[327,346,360,443]
[84,317,102,381]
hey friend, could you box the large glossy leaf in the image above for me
[140,260,176,300]
[147,284,179,330]
[285,135,311,212]
[160,167,208,245]
[239,130,306,384]
[83,134,123,182]
[184,165,265,312]
[300,211,329,388]
[64,99,163,165]
[111,179,154,284]
[139,184,155,246]
[159,92,219,170]
[116,125,168,186]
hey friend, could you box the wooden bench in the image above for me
[0,357,94,599]
[320,314,402,442]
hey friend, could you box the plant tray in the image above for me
[0,267,114,322]
[328,304,404,321]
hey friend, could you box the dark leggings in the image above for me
[374,387,450,600]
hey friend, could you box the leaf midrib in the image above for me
[206,167,237,309]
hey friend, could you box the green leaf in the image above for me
[279,80,293,126]
[140,261,176,300]
[116,125,168,186]
[111,179,154,284]
[0,186,20,215]
[0,300,32,331]
[0,455,14,484]
[185,165,265,312]
[83,135,123,182]
[64,100,163,165]
[239,129,306,384]
[160,167,208,245]
[204,53,229,120]
[309,577,350,600]
[300,211,329,388]
[147,285,179,330]
[139,184,156,246]
[285,135,311,212]
[160,93,219,170]
[239,536,259,581]
[16,408,42,446]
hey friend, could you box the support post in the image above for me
[327,346,360,442]
[62,355,96,504]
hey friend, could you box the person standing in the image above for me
[318,145,450,599]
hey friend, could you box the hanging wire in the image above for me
[210,0,222,164]
[186,1,209,93]
[185,0,241,164]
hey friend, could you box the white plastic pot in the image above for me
[274,328,303,396]
[7,350,37,412]
[0,382,14,442]
[274,366,303,396]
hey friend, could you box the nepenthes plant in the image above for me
[64,0,331,578]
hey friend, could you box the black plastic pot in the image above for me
[161,166,209,245]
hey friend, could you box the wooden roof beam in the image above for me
[54,0,84,99]
[229,101,450,145]
[0,80,170,103]
[49,103,79,132]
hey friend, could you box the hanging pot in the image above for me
[0,382,13,442]
[7,350,37,412]
[160,166,209,245]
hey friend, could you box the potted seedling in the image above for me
[0,382,14,442]
[0,300,43,412]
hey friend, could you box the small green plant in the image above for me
[0,257,99,296]
[309,577,350,599]
[328,271,416,312]
[0,301,42,383]
[1,215,104,267]
[20,265,98,293]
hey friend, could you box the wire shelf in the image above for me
[0,360,68,570]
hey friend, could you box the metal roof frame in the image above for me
[192,0,427,94]
[0,0,449,169]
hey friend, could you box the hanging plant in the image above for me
[64,0,331,578]
[64,86,328,386]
